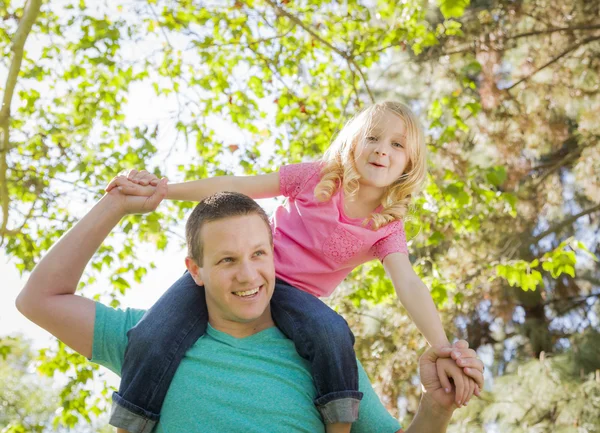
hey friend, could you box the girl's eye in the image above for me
[392,142,404,148]
[254,250,265,257]
[367,136,378,142]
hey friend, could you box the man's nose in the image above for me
[236,260,259,282]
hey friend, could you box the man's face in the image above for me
[187,214,275,335]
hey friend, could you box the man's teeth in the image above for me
[233,287,260,297]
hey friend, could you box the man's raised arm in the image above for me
[16,179,167,358]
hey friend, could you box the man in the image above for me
[16,180,483,432]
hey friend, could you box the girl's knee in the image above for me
[309,312,354,347]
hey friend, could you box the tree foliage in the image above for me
[1,0,599,429]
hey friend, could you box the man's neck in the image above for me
[208,313,276,339]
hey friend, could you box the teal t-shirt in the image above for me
[92,303,401,433]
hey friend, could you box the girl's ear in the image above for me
[185,256,204,286]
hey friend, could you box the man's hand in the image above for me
[106,176,167,214]
[105,169,161,197]
[419,340,484,415]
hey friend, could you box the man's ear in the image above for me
[185,256,204,286]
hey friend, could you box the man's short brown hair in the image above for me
[185,192,272,265]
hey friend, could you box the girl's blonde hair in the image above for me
[314,101,427,230]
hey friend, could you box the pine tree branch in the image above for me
[0,0,43,247]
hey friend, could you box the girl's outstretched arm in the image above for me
[383,252,477,407]
[383,252,450,349]
[107,169,281,202]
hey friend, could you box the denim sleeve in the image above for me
[352,361,402,433]
[90,302,146,376]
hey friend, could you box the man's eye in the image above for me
[220,258,233,263]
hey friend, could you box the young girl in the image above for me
[107,101,478,433]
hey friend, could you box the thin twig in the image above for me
[506,36,600,91]
[531,204,600,244]
[263,0,375,103]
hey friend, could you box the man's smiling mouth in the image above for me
[232,286,261,297]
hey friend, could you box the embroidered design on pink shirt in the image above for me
[280,162,321,199]
[371,221,408,260]
[323,226,364,263]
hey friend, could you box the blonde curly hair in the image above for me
[314,101,427,230]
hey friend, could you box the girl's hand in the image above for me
[436,357,476,407]
[106,177,168,215]
[105,175,157,197]
[126,169,161,186]
[451,347,484,395]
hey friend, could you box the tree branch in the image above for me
[0,0,43,247]
[506,35,600,91]
[507,24,600,41]
[532,204,600,244]
[531,143,589,189]
[263,0,375,103]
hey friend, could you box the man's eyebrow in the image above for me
[251,242,270,250]
[214,243,269,256]
[214,250,236,257]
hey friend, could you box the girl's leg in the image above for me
[270,280,362,426]
[110,271,208,433]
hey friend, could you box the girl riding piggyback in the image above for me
[107,101,477,433]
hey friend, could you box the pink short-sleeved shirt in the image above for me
[272,162,408,297]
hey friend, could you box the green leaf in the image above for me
[438,0,471,19]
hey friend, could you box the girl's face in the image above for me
[353,109,409,190]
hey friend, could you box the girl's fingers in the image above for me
[124,169,159,186]
[436,361,453,394]
[127,169,139,181]
[460,371,469,406]
[118,183,145,195]
[135,170,150,185]
[464,367,484,390]
[454,372,464,407]
[141,172,159,186]
[474,384,481,397]
[133,170,150,184]
[110,176,156,196]
[132,170,159,186]
[466,378,475,405]
[128,169,147,184]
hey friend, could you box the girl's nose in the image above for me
[374,146,387,156]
